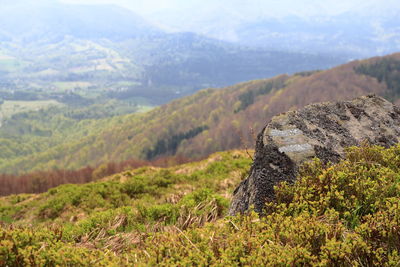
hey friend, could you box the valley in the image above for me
[0,0,347,110]
[1,53,399,175]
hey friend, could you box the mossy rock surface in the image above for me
[230,95,400,214]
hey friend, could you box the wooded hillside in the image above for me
[1,53,399,175]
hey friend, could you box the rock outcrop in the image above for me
[229,95,400,215]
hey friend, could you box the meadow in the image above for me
[0,100,64,119]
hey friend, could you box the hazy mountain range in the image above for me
[1,52,399,174]
[141,0,400,57]
[0,0,399,105]
[0,0,355,105]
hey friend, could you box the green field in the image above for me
[52,81,93,91]
[136,105,154,113]
[0,100,64,119]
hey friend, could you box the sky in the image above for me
[59,0,397,17]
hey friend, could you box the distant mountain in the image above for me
[0,1,346,105]
[1,52,400,174]
[234,13,400,57]
[0,1,160,42]
[146,1,400,58]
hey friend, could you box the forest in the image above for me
[0,155,192,196]
[0,53,399,179]
[355,57,400,101]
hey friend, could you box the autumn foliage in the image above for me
[1,54,400,175]
[0,155,192,196]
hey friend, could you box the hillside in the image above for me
[1,53,400,175]
[1,145,399,265]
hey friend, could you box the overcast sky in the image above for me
[60,0,398,17]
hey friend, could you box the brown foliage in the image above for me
[0,155,193,196]
[3,53,400,179]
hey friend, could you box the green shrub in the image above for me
[38,183,130,219]
[271,145,400,229]
[0,227,121,266]
[63,207,138,242]
[130,145,400,265]
[137,203,179,225]
[7,147,400,265]
[0,150,253,265]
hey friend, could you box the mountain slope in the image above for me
[1,145,400,265]
[1,53,400,174]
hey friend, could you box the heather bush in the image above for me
[130,145,400,265]
[2,147,399,266]
[0,227,122,266]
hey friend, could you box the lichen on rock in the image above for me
[229,95,400,215]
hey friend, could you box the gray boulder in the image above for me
[229,95,400,215]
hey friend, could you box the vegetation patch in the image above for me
[355,58,400,101]
[0,100,64,119]
[144,126,209,160]
[1,53,399,175]
[0,146,399,265]
[234,79,286,113]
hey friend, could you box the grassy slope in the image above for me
[1,145,399,266]
[0,100,64,118]
[0,99,154,170]
[0,150,252,225]
[1,53,400,174]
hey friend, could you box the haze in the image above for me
[61,0,398,17]
[0,0,399,109]
[58,0,400,44]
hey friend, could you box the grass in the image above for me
[0,150,251,225]
[0,100,64,119]
[1,146,400,265]
[136,105,154,113]
[114,81,141,87]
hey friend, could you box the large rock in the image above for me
[229,95,400,215]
